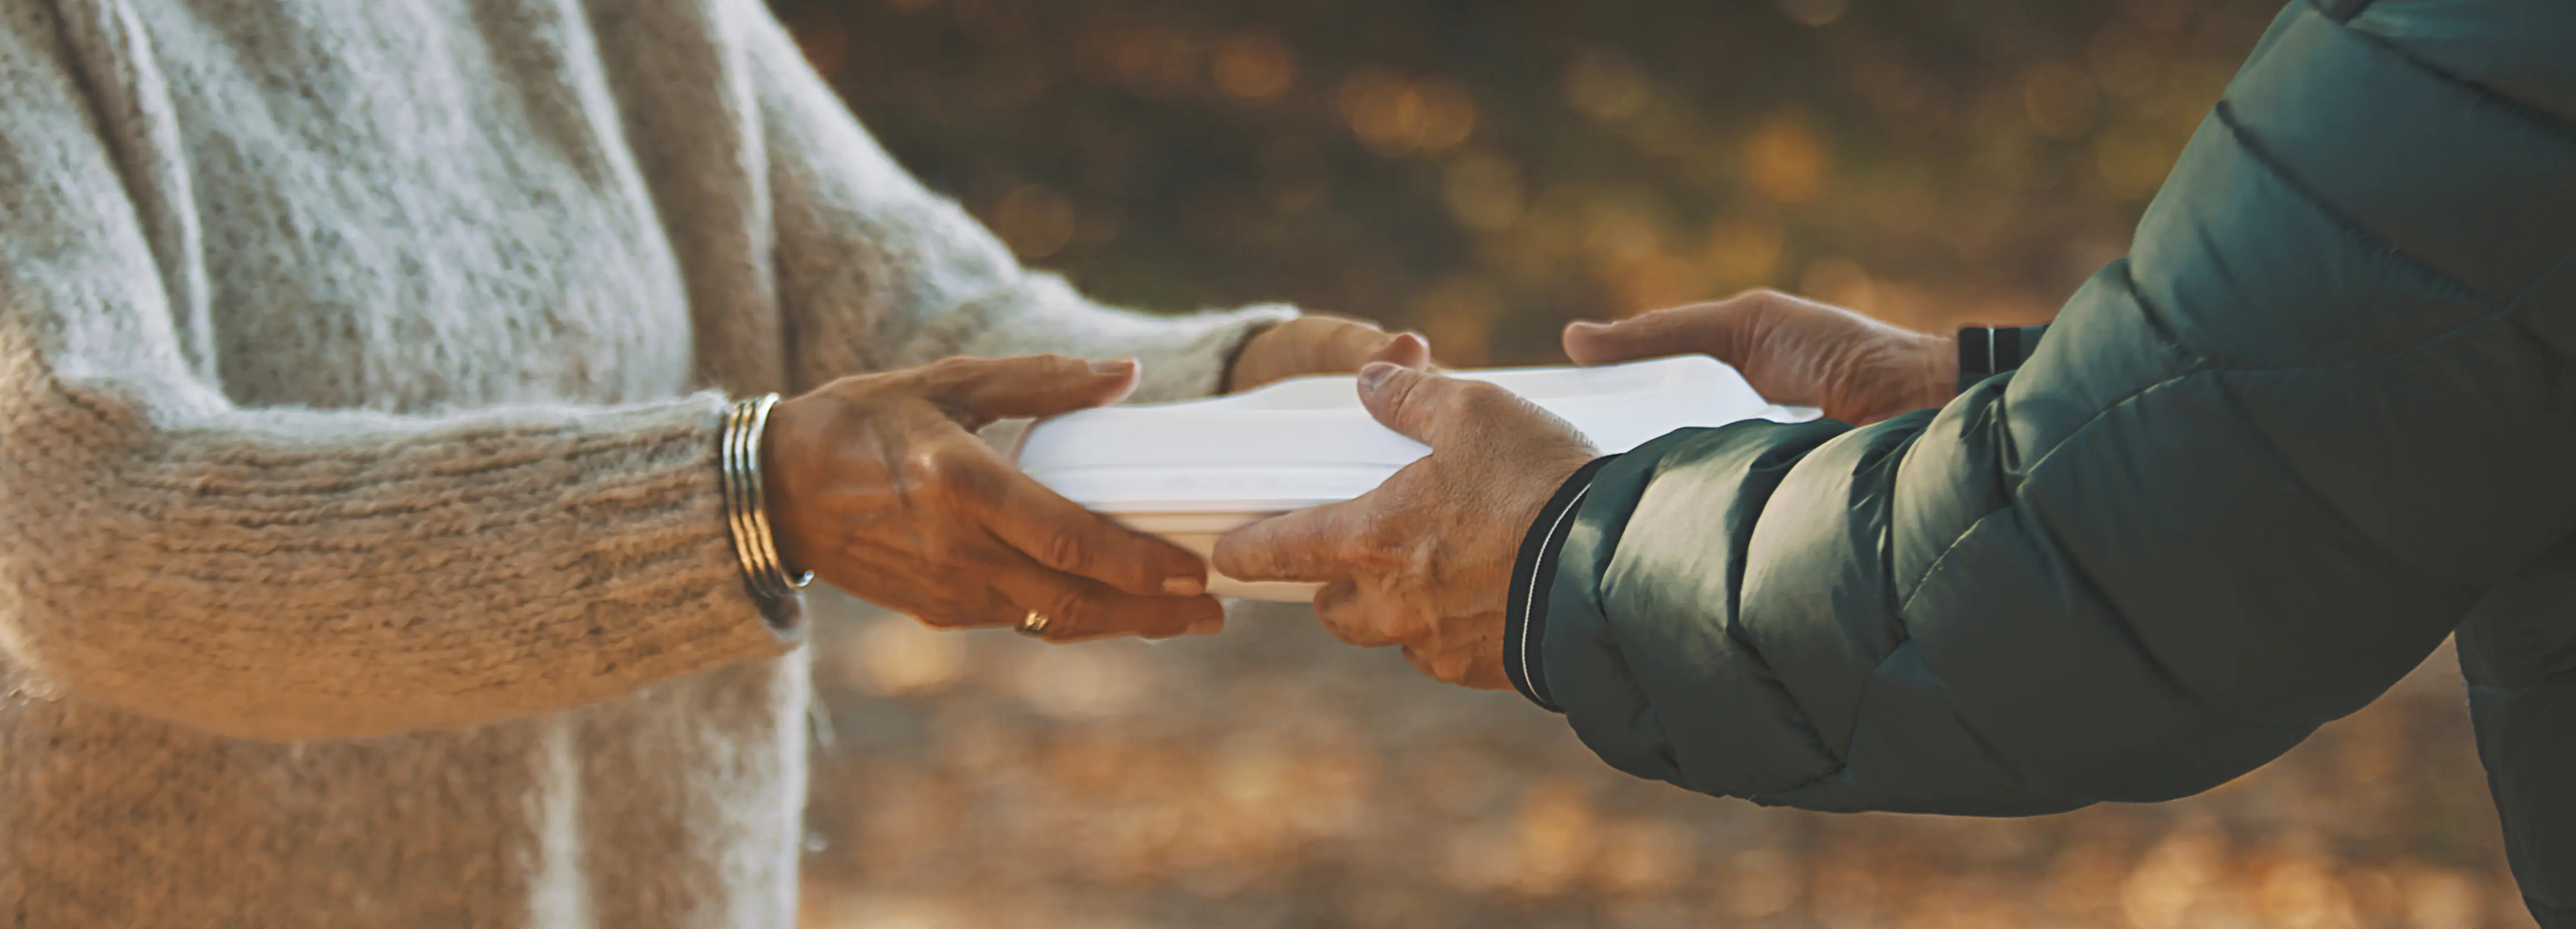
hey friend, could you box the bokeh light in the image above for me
[772,1,2537,926]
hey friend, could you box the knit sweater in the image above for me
[0,1,1290,925]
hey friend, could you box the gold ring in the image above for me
[1016,611,1050,637]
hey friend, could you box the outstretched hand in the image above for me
[1213,363,1595,689]
[763,355,1223,642]
[1564,290,1957,425]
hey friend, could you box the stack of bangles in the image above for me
[721,394,813,600]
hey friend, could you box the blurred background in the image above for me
[769,0,2537,926]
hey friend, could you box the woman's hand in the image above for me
[1564,290,1957,425]
[1213,364,1597,689]
[1226,315,1431,393]
[761,355,1223,641]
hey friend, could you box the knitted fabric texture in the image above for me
[0,1,1291,925]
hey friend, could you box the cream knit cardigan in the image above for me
[0,1,1290,925]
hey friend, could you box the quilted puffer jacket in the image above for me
[1515,1,2576,922]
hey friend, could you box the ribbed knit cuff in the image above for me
[1114,302,1301,403]
[1503,454,1620,712]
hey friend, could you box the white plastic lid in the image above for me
[1011,356,1817,600]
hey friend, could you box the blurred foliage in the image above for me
[777,0,2276,363]
[797,599,2531,929]
[769,1,2536,926]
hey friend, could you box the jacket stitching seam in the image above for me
[2203,372,2487,589]
[2331,12,2576,141]
[1895,266,2206,618]
[2211,101,2493,306]
[2012,481,2323,735]
[1886,240,2568,742]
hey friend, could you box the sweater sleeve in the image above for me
[0,10,796,743]
[1532,1,2576,815]
[735,0,1294,403]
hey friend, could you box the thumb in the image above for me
[1210,496,1372,584]
[1367,331,1432,369]
[923,354,1140,424]
[1355,362,1501,447]
[1301,321,1432,377]
[1562,298,1761,368]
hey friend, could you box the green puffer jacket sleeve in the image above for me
[1535,0,2576,850]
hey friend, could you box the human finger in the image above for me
[915,354,1141,425]
[1367,331,1432,369]
[855,561,1023,631]
[928,443,1210,597]
[1401,644,1513,690]
[1560,293,1773,367]
[1293,316,1429,373]
[988,548,1227,642]
[1211,497,1380,585]
[1354,363,1568,450]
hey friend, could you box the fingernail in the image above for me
[1358,362,1398,391]
[1162,575,1205,596]
[1188,616,1225,636]
[1090,358,1137,375]
[1566,320,1608,333]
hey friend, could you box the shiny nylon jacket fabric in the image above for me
[1535,1,2576,921]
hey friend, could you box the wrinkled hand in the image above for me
[1213,364,1595,689]
[1226,315,1431,393]
[1564,289,1957,425]
[763,355,1223,642]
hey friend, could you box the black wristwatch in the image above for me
[1955,324,2049,394]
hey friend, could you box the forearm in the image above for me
[900,275,1293,402]
[1526,307,2482,814]
[0,374,795,742]
[1526,404,2246,813]
[0,17,798,742]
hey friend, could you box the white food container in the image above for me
[1012,356,1819,601]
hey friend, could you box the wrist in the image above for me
[1505,448,1600,541]
[722,394,812,602]
[1503,453,1622,713]
[1220,319,1289,394]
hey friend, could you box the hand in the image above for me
[1212,364,1596,689]
[763,355,1224,642]
[1563,289,1957,425]
[1225,314,1432,393]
